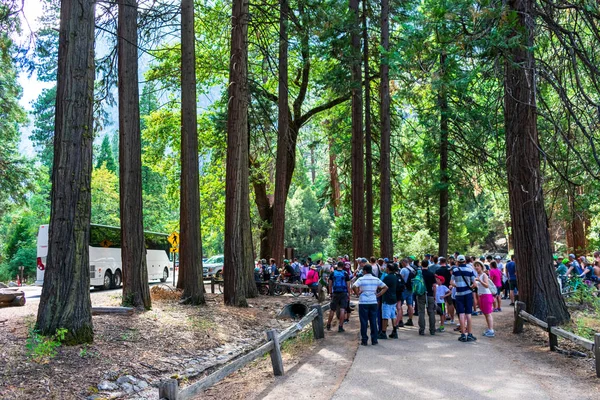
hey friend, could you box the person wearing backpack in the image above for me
[327,261,351,332]
[415,260,437,335]
[393,262,406,328]
[379,263,399,339]
[399,259,416,326]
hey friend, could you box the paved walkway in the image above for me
[332,300,596,400]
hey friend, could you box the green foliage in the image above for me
[91,165,120,226]
[285,187,331,258]
[26,327,67,363]
[96,135,117,173]
[397,229,437,260]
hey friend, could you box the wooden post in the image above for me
[266,329,284,376]
[311,304,325,340]
[595,333,600,378]
[513,301,525,334]
[211,276,215,294]
[547,316,558,351]
[158,378,178,400]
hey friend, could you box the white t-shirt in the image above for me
[435,285,450,303]
[477,272,492,295]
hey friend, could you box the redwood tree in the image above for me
[379,0,392,258]
[363,0,373,258]
[36,0,95,343]
[350,0,365,261]
[224,0,256,306]
[180,0,205,305]
[270,0,290,268]
[438,51,449,258]
[118,0,151,310]
[504,0,569,323]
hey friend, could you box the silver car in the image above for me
[203,255,224,278]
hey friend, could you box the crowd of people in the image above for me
[255,253,519,345]
[254,250,600,346]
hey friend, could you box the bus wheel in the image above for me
[102,271,112,290]
[112,270,122,289]
[160,267,168,282]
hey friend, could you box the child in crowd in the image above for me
[434,275,451,332]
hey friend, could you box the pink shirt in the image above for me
[489,268,502,287]
[305,269,319,285]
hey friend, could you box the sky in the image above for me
[17,0,53,157]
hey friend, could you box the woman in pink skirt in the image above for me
[474,261,495,337]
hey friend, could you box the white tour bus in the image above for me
[36,224,172,290]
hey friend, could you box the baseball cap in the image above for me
[425,254,431,257]
[568,253,576,258]
[283,259,289,263]
[360,257,368,263]
[457,255,466,262]
[384,258,389,263]
[479,256,485,261]
[435,275,445,284]
[494,256,501,260]
[409,256,416,261]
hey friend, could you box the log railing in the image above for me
[158,303,331,400]
[513,300,600,377]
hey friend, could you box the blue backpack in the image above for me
[331,269,348,293]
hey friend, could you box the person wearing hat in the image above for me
[327,261,351,332]
[399,258,416,327]
[353,263,388,345]
[434,274,451,332]
[305,264,320,298]
[451,255,477,342]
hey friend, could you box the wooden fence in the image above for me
[513,300,600,377]
[158,303,331,400]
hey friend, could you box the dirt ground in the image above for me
[0,287,321,400]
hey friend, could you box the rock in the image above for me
[116,375,137,385]
[185,368,196,375]
[133,381,148,391]
[0,282,7,288]
[103,371,119,381]
[120,382,134,394]
[98,380,119,391]
[7,282,18,287]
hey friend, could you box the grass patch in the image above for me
[280,328,315,356]
[188,316,216,331]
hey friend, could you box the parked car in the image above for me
[203,255,224,278]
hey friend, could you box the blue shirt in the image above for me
[353,274,386,304]
[506,261,516,280]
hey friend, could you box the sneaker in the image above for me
[344,319,349,324]
[458,334,467,342]
[338,326,345,333]
[419,330,425,336]
[361,341,368,346]
[497,308,502,312]
[467,333,477,342]
[493,308,499,313]
[378,332,388,339]
[483,330,495,337]
[405,319,414,327]
[509,302,515,306]
[389,331,398,339]
[372,341,378,345]
[453,326,461,332]
[397,321,404,328]
[326,324,331,331]
[471,312,478,316]
[437,326,445,332]
[430,330,435,336]
[447,320,456,325]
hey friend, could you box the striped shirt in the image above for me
[451,265,476,296]
[353,274,386,304]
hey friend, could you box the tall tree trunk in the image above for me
[350,0,365,262]
[118,0,151,310]
[270,0,290,268]
[504,0,569,323]
[438,51,449,258]
[36,0,95,344]
[180,0,205,305]
[566,185,587,255]
[329,136,341,217]
[362,0,373,257]
[224,0,254,306]
[379,0,392,258]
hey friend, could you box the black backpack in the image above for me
[395,272,406,298]
[405,266,416,291]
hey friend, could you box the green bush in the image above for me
[26,328,68,363]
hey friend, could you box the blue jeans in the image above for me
[359,303,378,344]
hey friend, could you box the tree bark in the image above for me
[350,0,365,262]
[566,185,587,255]
[504,0,569,323]
[180,0,205,305]
[329,136,341,217]
[224,0,254,306]
[118,0,151,310]
[362,0,373,258]
[270,0,290,268]
[438,51,449,258]
[379,0,392,258]
[36,0,95,344]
